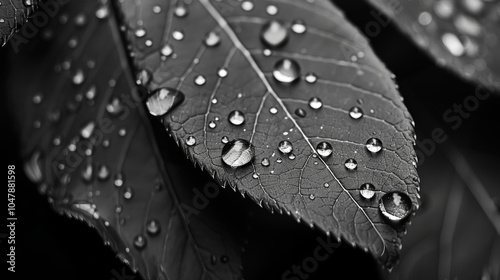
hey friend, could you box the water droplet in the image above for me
[95,5,109,19]
[316,142,333,157]
[261,20,288,48]
[115,205,122,213]
[135,27,146,38]
[221,139,254,167]
[261,158,270,167]
[291,20,307,34]
[344,158,357,170]
[263,49,272,56]
[174,3,188,17]
[434,0,454,19]
[462,0,484,14]
[228,110,245,126]
[323,183,329,188]
[123,187,133,200]
[24,151,43,183]
[146,219,161,235]
[153,5,161,13]
[32,94,43,104]
[379,192,412,221]
[118,128,127,137]
[360,183,376,199]
[309,194,315,200]
[221,136,229,144]
[442,33,464,56]
[85,86,97,101]
[288,153,296,160]
[72,69,85,85]
[273,58,300,84]
[186,136,196,146]
[217,68,228,78]
[349,106,363,120]
[276,158,283,163]
[212,98,218,104]
[418,12,432,26]
[278,140,293,154]
[146,88,185,116]
[208,121,216,129]
[194,75,206,86]
[52,136,61,146]
[204,31,221,47]
[308,97,323,110]
[114,173,124,187]
[252,173,259,179]
[81,162,93,182]
[161,44,173,57]
[172,30,184,40]
[134,235,147,249]
[80,121,95,139]
[266,5,278,15]
[136,69,152,86]
[454,14,481,36]
[305,72,317,83]
[106,97,125,116]
[270,107,278,115]
[366,138,383,154]
[241,1,254,11]
[97,165,110,180]
[295,108,306,118]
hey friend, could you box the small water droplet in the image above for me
[95,6,109,19]
[146,88,185,116]
[349,106,363,120]
[32,94,43,104]
[80,121,95,139]
[295,108,306,118]
[266,5,278,15]
[360,183,376,199]
[221,255,229,263]
[434,0,454,19]
[221,139,254,167]
[366,138,383,154]
[136,69,152,86]
[278,140,293,154]
[146,219,161,235]
[172,30,184,41]
[115,205,122,213]
[270,107,278,115]
[106,97,125,116]
[72,69,85,85]
[134,235,147,249]
[85,86,97,101]
[212,98,218,104]
[97,165,110,180]
[288,153,296,160]
[118,128,127,137]
[135,27,146,38]
[263,49,272,56]
[261,20,288,48]
[186,136,196,146]
[194,75,206,86]
[323,183,329,188]
[309,194,315,200]
[217,68,228,78]
[174,3,188,17]
[291,20,307,34]
[208,121,216,129]
[418,11,433,26]
[379,192,412,221]
[123,187,133,199]
[241,1,254,11]
[454,14,481,36]
[344,158,357,170]
[261,158,270,167]
[24,151,43,183]
[276,158,283,163]
[204,31,221,47]
[273,58,301,84]
[153,5,162,13]
[81,162,93,183]
[161,44,173,58]
[252,173,259,179]
[308,97,322,110]
[305,72,317,83]
[316,142,333,157]
[114,173,124,187]
[228,110,245,126]
[221,136,229,144]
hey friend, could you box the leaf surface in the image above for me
[0,0,37,46]
[5,1,242,279]
[116,0,420,267]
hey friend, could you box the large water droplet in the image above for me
[344,158,357,170]
[308,97,322,110]
[273,58,300,84]
[186,136,196,146]
[359,183,376,199]
[261,20,288,48]
[316,142,333,157]
[204,31,221,47]
[278,140,293,154]
[349,107,363,120]
[134,235,147,249]
[146,219,161,235]
[291,20,307,34]
[228,110,245,126]
[24,151,43,183]
[146,88,185,116]
[379,192,412,221]
[221,139,254,167]
[366,138,383,154]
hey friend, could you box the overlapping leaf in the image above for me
[367,0,500,90]
[116,0,420,267]
[0,0,37,46]
[5,1,242,279]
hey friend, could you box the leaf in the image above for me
[366,0,500,90]
[0,0,37,46]
[389,145,500,280]
[5,1,243,279]
[116,0,420,267]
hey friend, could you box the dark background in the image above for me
[1,0,499,280]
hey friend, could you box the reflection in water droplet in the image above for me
[349,106,363,120]
[261,158,270,167]
[366,138,383,154]
[273,58,301,84]
[134,235,147,249]
[344,158,357,170]
[186,136,196,146]
[24,151,43,183]
[147,219,161,235]
[316,142,333,157]
[291,20,307,34]
[261,20,288,48]
[204,31,221,47]
[97,165,110,180]
[278,140,293,154]
[360,183,376,199]
[308,97,322,109]
[442,33,464,56]
[146,88,185,116]
[221,139,254,167]
[379,192,412,221]
[228,110,245,126]
[124,187,133,199]
[194,75,206,86]
[305,73,317,83]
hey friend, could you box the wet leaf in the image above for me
[0,0,37,46]
[117,0,420,267]
[367,0,500,90]
[5,1,242,279]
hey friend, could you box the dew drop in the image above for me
[309,194,315,200]
[97,164,110,180]
[228,110,245,126]
[295,108,306,118]
[308,97,322,110]
[204,31,221,47]
[366,138,383,154]
[442,33,465,56]
[146,219,161,235]
[135,27,146,38]
[172,30,184,41]
[454,14,481,36]
[161,44,173,57]
[81,162,93,183]
[263,49,272,56]
[106,97,126,116]
[218,68,228,78]
[221,136,229,144]
[115,205,122,213]
[261,158,270,167]
[24,151,43,183]
[288,153,296,160]
[276,158,283,164]
[72,69,85,85]
[174,3,188,17]
[273,58,301,84]
[134,235,147,249]
[418,11,433,26]
[146,88,185,116]
[32,94,43,104]
[270,107,278,115]
[80,121,95,139]
[123,187,133,200]
[278,140,293,154]
[359,183,376,199]
[95,5,109,19]
[208,121,216,129]
[212,98,218,104]
[136,69,152,86]
[85,86,97,101]
[221,139,254,167]
[323,183,329,188]
[241,1,254,11]
[344,158,358,171]
[291,20,307,34]
[305,72,317,83]
[252,173,259,179]
[349,106,363,120]
[261,20,288,48]
[186,136,196,146]
[153,5,161,13]
[194,75,206,86]
[118,128,127,137]
[316,142,333,157]
[379,192,412,221]
[114,173,124,187]
[266,5,278,15]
